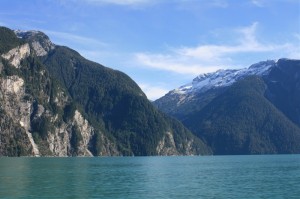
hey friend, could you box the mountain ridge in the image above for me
[164,59,276,98]
[154,58,300,154]
[0,26,211,156]
[2,26,299,156]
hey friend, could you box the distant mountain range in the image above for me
[1,26,299,156]
[0,26,210,156]
[154,58,300,154]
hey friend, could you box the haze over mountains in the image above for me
[0,26,300,156]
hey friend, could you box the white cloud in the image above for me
[251,0,264,7]
[295,33,300,41]
[80,0,156,7]
[134,22,294,76]
[288,50,300,59]
[138,83,169,101]
[135,53,221,75]
[44,30,107,47]
[178,22,284,59]
[282,33,300,59]
[250,0,299,7]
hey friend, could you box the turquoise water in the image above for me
[0,155,299,199]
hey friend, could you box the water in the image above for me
[0,155,299,199]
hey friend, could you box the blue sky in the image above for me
[1,0,299,100]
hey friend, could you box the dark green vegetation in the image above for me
[2,25,299,156]
[0,109,32,156]
[39,45,210,155]
[155,87,226,121]
[183,76,300,154]
[264,59,300,127]
[0,28,69,156]
[0,26,210,156]
[0,27,24,54]
[155,59,300,154]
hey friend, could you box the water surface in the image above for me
[0,155,299,198]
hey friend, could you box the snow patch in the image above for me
[173,60,276,95]
[14,29,40,36]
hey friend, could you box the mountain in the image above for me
[154,60,276,119]
[154,59,300,154]
[0,26,211,156]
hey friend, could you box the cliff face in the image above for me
[0,27,211,156]
[0,39,118,156]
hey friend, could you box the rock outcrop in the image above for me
[0,26,211,156]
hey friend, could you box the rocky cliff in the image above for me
[0,35,118,156]
[0,26,211,156]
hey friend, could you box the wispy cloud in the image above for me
[295,33,300,41]
[135,53,221,75]
[177,23,286,60]
[134,22,294,76]
[249,0,297,7]
[251,0,265,7]
[44,30,107,47]
[287,33,300,58]
[138,83,169,100]
[79,0,157,7]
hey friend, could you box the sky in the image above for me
[0,0,299,100]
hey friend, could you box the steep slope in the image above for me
[183,77,300,154]
[264,59,300,126]
[0,27,109,157]
[39,45,210,156]
[155,59,300,154]
[154,60,276,119]
[0,107,33,156]
[0,27,24,54]
[0,26,211,156]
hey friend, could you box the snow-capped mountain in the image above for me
[154,58,298,119]
[154,60,278,115]
[173,60,276,95]
[154,58,300,155]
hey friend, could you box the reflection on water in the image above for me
[0,155,300,198]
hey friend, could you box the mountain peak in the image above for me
[172,60,276,95]
[249,60,276,69]
[14,29,41,37]
[0,26,211,156]
[154,58,300,155]
[14,29,55,56]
